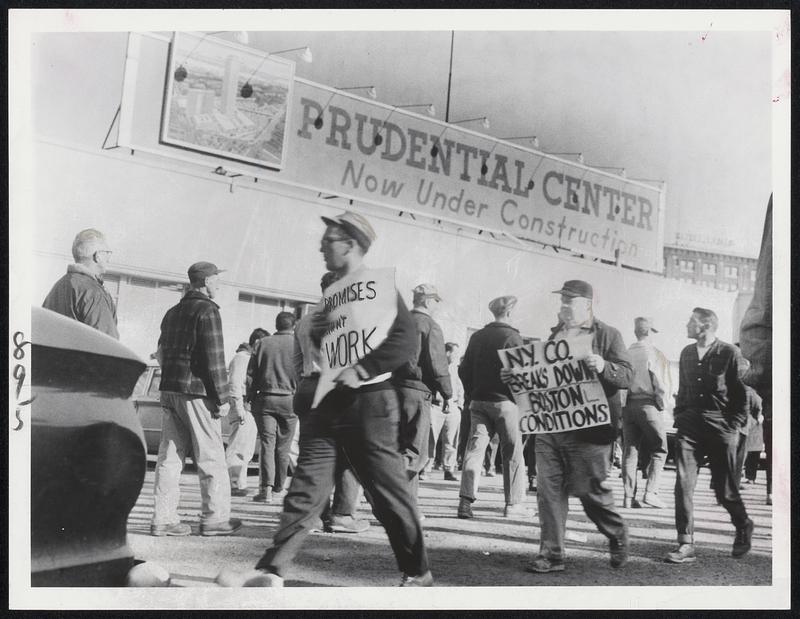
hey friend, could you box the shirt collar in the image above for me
[67,262,102,283]
[183,288,220,308]
[412,306,431,317]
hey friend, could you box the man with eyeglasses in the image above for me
[43,228,119,339]
[217,210,432,587]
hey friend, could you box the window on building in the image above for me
[679,260,695,273]
[702,263,717,276]
[724,265,739,279]
[750,270,757,282]
[114,275,188,359]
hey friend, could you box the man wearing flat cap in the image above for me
[621,317,671,509]
[394,283,452,494]
[523,279,632,573]
[457,294,527,520]
[152,261,241,537]
[221,211,433,587]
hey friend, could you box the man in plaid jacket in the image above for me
[151,261,241,537]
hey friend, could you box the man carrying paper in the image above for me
[504,279,633,574]
[217,211,432,588]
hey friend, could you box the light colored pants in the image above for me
[621,400,667,499]
[226,409,258,490]
[153,392,231,526]
[458,399,525,505]
[425,403,459,472]
[535,432,625,560]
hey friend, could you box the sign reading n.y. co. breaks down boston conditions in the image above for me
[498,334,610,434]
[279,79,665,272]
[312,267,398,408]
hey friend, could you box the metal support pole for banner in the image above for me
[445,31,454,123]
[101,104,122,150]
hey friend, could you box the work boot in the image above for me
[444,469,460,482]
[642,493,667,509]
[609,527,629,568]
[325,514,370,534]
[503,503,531,519]
[622,497,642,509]
[200,518,243,537]
[732,518,754,558]
[526,554,565,573]
[252,487,272,503]
[400,571,434,586]
[216,568,283,587]
[665,543,696,564]
[150,521,191,537]
[457,497,474,519]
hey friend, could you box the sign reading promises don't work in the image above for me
[498,334,610,434]
[312,267,398,408]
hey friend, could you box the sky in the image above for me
[243,26,776,258]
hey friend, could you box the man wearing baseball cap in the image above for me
[621,317,671,509]
[152,261,241,537]
[218,211,432,587]
[521,279,632,573]
[394,283,453,494]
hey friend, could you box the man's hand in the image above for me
[584,354,606,374]
[442,398,450,413]
[212,402,231,419]
[500,368,514,384]
[334,367,362,390]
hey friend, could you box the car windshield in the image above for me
[132,370,150,397]
[147,369,162,397]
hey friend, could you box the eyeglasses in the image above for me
[95,250,113,258]
[321,236,351,245]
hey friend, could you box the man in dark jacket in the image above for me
[665,307,753,564]
[217,211,432,587]
[152,261,241,537]
[457,295,527,520]
[526,280,632,573]
[43,228,119,339]
[248,312,298,503]
[394,283,452,497]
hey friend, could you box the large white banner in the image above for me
[312,267,398,408]
[118,36,665,272]
[280,80,665,272]
[498,334,611,434]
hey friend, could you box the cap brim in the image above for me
[321,216,340,228]
[650,327,658,333]
[553,288,579,297]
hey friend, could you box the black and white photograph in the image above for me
[8,8,790,611]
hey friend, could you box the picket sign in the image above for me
[498,334,610,434]
[312,267,397,408]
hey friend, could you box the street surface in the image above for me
[129,462,772,588]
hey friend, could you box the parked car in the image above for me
[133,363,258,460]
[31,307,147,586]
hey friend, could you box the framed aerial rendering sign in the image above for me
[160,31,295,169]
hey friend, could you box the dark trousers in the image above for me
[255,385,429,578]
[397,387,432,496]
[763,416,772,495]
[735,432,748,484]
[744,451,761,482]
[252,394,297,492]
[674,410,749,544]
[293,377,361,521]
[457,398,472,466]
